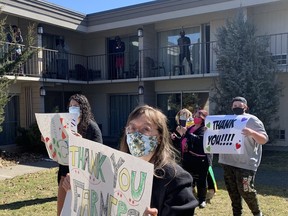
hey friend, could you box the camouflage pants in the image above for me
[222,165,261,216]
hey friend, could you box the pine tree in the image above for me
[211,10,282,133]
[0,17,36,132]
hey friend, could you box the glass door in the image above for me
[109,95,138,138]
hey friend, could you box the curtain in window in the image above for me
[109,95,138,137]
[0,95,20,145]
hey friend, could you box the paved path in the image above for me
[0,159,58,181]
[213,166,288,188]
[0,155,287,190]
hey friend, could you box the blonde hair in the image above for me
[119,105,178,175]
[175,108,193,125]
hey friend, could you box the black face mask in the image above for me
[179,119,187,127]
[232,107,245,115]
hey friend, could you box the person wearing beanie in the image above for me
[219,96,268,216]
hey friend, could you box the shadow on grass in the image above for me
[215,180,288,198]
[0,196,57,210]
[212,151,288,198]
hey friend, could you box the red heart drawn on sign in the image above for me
[236,143,241,149]
[52,151,57,158]
[45,137,50,142]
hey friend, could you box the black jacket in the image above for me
[84,119,103,143]
[183,124,213,166]
[150,163,198,216]
[58,119,102,183]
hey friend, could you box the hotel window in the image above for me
[157,92,209,130]
[157,27,201,74]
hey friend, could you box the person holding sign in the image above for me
[119,105,198,216]
[57,94,103,216]
[171,108,193,155]
[176,109,211,209]
[172,108,217,205]
[219,97,268,216]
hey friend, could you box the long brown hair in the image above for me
[119,105,178,175]
[69,94,95,137]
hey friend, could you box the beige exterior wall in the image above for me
[2,0,288,147]
[251,1,288,35]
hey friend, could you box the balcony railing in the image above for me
[1,32,287,81]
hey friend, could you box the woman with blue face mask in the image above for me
[57,94,103,216]
[119,105,198,216]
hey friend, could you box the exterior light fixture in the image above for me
[37,25,43,34]
[137,28,143,37]
[40,86,46,96]
[138,85,144,95]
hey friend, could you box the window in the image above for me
[269,129,286,140]
[109,95,138,137]
[0,95,20,145]
[157,27,201,74]
[157,92,209,130]
[275,130,286,140]
[272,54,287,65]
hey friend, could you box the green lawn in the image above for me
[0,151,288,215]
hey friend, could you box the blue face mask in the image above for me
[69,106,80,118]
[126,131,158,157]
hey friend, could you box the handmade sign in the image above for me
[61,133,154,216]
[204,115,250,154]
[35,113,78,165]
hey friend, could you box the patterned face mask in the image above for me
[126,131,158,157]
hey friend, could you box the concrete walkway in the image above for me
[0,158,58,181]
[213,166,288,188]
[0,150,287,189]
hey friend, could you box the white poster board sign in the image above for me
[204,115,250,154]
[35,113,77,165]
[61,133,154,216]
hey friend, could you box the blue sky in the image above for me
[44,0,155,14]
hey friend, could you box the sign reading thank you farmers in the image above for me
[61,133,154,216]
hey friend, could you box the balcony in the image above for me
[1,32,288,82]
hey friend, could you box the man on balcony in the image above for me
[177,30,193,75]
[56,38,68,79]
[6,25,24,75]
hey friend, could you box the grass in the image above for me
[0,151,288,215]
[0,168,58,216]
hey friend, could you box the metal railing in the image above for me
[140,41,218,78]
[1,32,287,81]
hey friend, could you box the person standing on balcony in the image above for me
[177,30,193,75]
[57,94,103,216]
[219,97,268,216]
[114,36,125,79]
[6,25,24,75]
[56,38,68,79]
[7,25,23,44]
